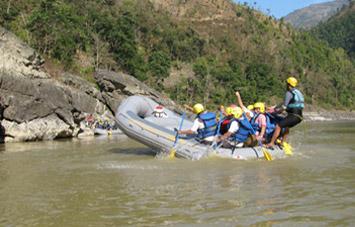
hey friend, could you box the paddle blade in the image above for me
[262,147,273,161]
[168,148,176,159]
[282,142,293,155]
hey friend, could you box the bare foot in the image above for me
[265,143,274,148]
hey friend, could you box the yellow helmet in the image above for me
[287,76,298,87]
[193,103,204,114]
[233,107,243,119]
[225,106,234,116]
[247,105,254,110]
[254,102,265,113]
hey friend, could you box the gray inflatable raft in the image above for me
[115,96,287,160]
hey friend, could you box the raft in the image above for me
[115,96,287,160]
[94,127,122,136]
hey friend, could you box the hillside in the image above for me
[0,0,354,109]
[311,2,355,60]
[284,0,350,29]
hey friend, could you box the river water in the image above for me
[0,121,354,226]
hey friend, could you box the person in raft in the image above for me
[266,76,304,147]
[218,106,236,136]
[235,91,267,143]
[178,103,217,145]
[250,102,268,142]
[217,106,256,148]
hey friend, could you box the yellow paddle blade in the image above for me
[262,147,273,161]
[168,148,176,159]
[283,142,293,150]
[282,142,293,155]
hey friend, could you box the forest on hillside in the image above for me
[311,1,355,61]
[1,0,354,109]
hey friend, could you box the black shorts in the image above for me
[278,113,302,128]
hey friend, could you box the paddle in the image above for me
[260,141,272,161]
[277,139,293,155]
[169,113,186,158]
[282,142,293,155]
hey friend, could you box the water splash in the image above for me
[97,162,160,170]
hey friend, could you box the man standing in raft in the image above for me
[266,77,304,147]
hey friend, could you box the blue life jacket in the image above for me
[251,112,279,138]
[233,114,256,142]
[197,112,217,139]
[288,88,304,109]
[250,113,261,132]
[265,113,276,136]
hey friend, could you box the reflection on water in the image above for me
[0,122,354,226]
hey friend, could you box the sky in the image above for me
[235,0,333,18]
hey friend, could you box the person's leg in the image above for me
[269,113,303,147]
[281,127,289,143]
[267,113,301,147]
[266,124,281,147]
[246,135,258,147]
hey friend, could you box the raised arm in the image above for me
[183,104,194,112]
[235,91,247,110]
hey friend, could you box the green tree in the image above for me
[107,10,148,79]
[148,51,171,79]
[27,0,87,65]
[245,63,282,101]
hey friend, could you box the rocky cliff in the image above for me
[284,0,350,29]
[0,27,175,142]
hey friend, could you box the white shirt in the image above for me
[191,118,204,132]
[190,118,214,142]
[228,120,239,133]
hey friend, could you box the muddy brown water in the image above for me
[0,121,354,226]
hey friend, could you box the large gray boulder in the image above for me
[2,114,72,142]
[95,69,177,113]
[0,27,178,142]
[0,69,111,141]
[0,27,111,142]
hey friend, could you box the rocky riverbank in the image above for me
[0,27,176,142]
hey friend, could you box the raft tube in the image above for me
[115,96,287,160]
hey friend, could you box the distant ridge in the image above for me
[284,0,350,29]
[312,2,355,60]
